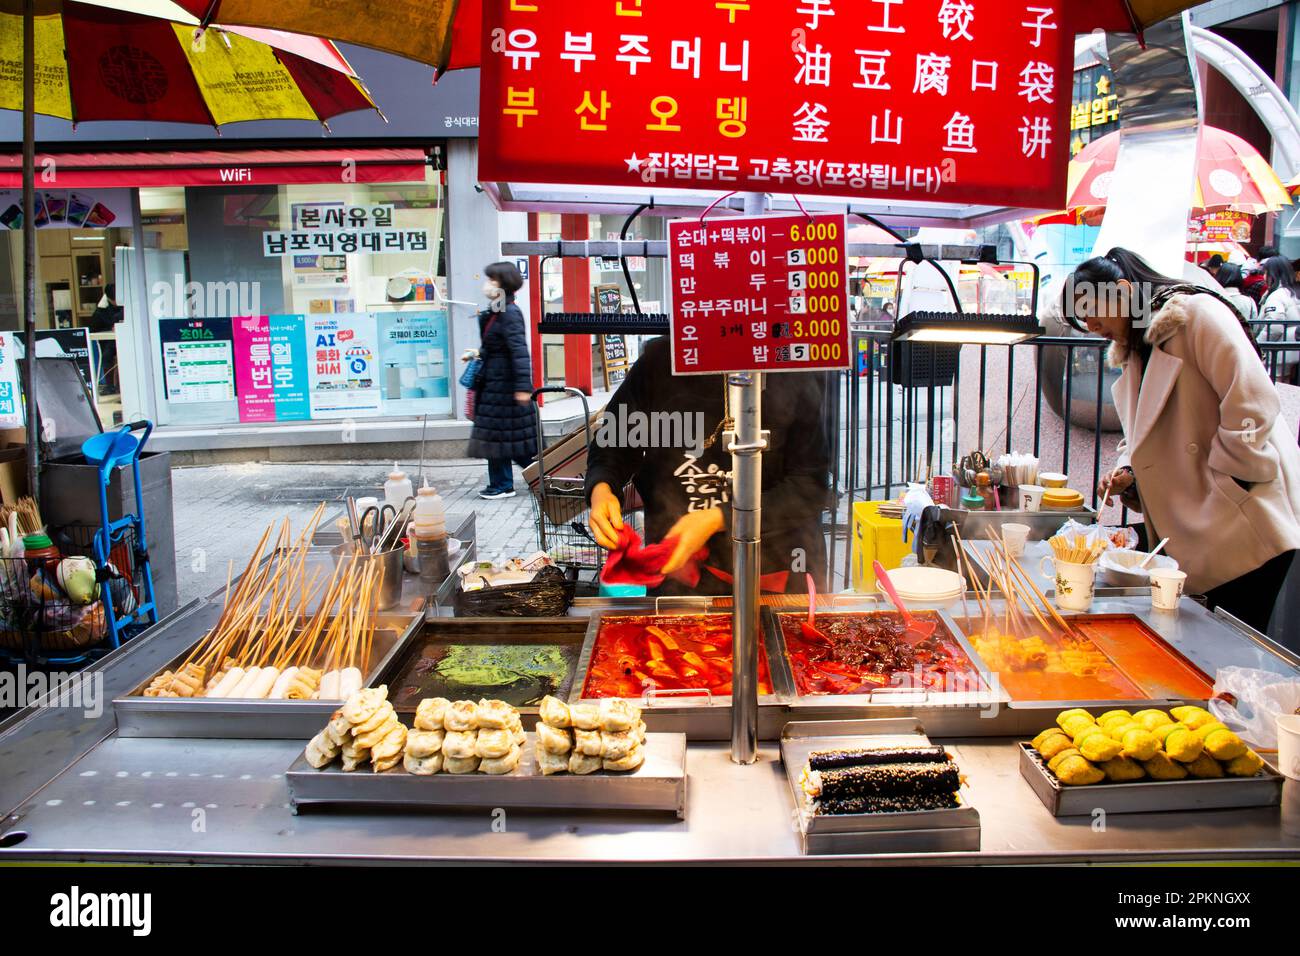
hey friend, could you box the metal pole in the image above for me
[22,0,37,500]
[728,191,769,765]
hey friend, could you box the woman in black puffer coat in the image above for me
[466,262,538,498]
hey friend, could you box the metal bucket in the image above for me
[329,545,406,611]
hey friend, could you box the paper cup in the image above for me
[1019,484,1044,512]
[1278,714,1300,782]
[1039,556,1095,612]
[1149,567,1187,611]
[1002,523,1031,558]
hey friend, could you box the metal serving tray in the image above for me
[1018,743,1284,816]
[376,616,589,716]
[570,610,791,741]
[781,719,981,855]
[286,731,687,817]
[112,612,423,739]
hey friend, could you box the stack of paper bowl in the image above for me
[1099,549,1179,588]
[874,566,965,610]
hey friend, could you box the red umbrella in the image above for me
[1068,126,1292,215]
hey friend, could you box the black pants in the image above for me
[487,456,533,492]
[1203,550,1296,634]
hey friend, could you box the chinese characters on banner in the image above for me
[479,0,1073,208]
[669,213,850,374]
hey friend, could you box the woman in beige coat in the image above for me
[1065,247,1300,633]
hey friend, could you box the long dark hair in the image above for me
[1061,247,1180,334]
[1262,256,1299,295]
[1063,246,1261,358]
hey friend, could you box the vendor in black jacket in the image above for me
[585,336,829,595]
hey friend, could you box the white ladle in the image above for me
[1138,538,1170,569]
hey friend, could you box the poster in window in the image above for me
[158,318,236,405]
[375,309,453,417]
[307,313,382,418]
[232,315,311,423]
[0,332,22,428]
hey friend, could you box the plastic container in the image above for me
[383,463,413,511]
[410,481,446,537]
[961,492,984,511]
[1042,489,1085,510]
[1038,472,1068,489]
[23,533,61,573]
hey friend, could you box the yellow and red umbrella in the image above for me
[1068,125,1292,215]
[0,1,377,127]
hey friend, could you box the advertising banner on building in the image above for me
[375,309,452,417]
[231,315,312,424]
[669,212,850,374]
[159,318,236,405]
[306,313,382,419]
[0,331,22,428]
[0,187,133,230]
[479,0,1073,208]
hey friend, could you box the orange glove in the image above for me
[662,508,725,574]
[589,482,624,550]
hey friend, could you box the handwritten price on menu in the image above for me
[669,213,850,375]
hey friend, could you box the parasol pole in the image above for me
[22,0,38,501]
[727,191,770,766]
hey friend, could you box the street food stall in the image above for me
[3,2,1299,868]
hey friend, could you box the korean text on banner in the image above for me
[669,213,850,375]
[479,0,1073,209]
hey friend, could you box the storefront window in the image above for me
[141,170,450,427]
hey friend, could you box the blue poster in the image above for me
[269,314,311,421]
[375,309,452,417]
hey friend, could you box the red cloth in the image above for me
[601,526,707,588]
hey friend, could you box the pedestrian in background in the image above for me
[1259,255,1300,383]
[466,262,538,500]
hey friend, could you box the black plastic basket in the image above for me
[454,565,579,618]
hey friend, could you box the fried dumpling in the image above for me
[353,715,401,751]
[340,739,371,762]
[442,730,479,759]
[370,724,407,763]
[535,744,569,776]
[342,685,388,725]
[476,728,514,759]
[507,710,525,746]
[479,744,522,775]
[475,699,515,730]
[305,732,339,769]
[353,701,396,736]
[444,700,479,732]
[340,753,368,772]
[539,695,571,728]
[603,746,645,772]
[1224,749,1265,777]
[635,719,647,743]
[537,721,573,754]
[405,729,444,758]
[1142,752,1189,781]
[600,730,639,761]
[574,728,603,757]
[598,697,640,732]
[372,752,402,773]
[414,697,450,731]
[1134,708,1174,731]
[443,754,480,775]
[1170,705,1215,730]
[569,703,601,731]
[1099,756,1146,782]
[1183,752,1225,778]
[404,752,443,775]
[1053,753,1104,786]
[325,709,352,746]
[568,750,602,775]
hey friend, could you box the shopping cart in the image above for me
[527,387,608,579]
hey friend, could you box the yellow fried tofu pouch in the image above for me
[1097,710,1133,728]
[1053,753,1105,786]
[1134,709,1174,731]
[1142,752,1190,780]
[1047,747,1082,773]
[1056,709,1095,735]
[1198,723,1248,761]
[1099,756,1146,782]
[1032,727,1068,750]
[1224,750,1264,777]
[1116,726,1160,761]
[1073,724,1123,762]
[1033,730,1075,760]
[1158,723,1205,763]
[1183,752,1225,778]
[1170,705,1215,730]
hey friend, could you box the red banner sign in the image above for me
[668,213,850,375]
[479,0,1072,209]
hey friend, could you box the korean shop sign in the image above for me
[479,0,1073,209]
[668,213,850,375]
[262,205,430,257]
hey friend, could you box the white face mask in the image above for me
[483,280,504,302]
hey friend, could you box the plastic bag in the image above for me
[1053,519,1137,551]
[1209,667,1300,749]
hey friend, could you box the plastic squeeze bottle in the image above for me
[384,462,413,511]
[411,480,449,587]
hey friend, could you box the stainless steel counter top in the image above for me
[1,732,1296,865]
